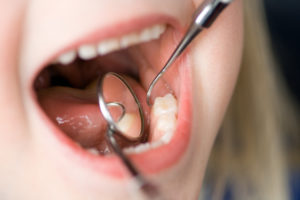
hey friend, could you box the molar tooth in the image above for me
[152,94,177,116]
[57,50,76,65]
[123,93,177,154]
[97,38,120,55]
[120,33,140,48]
[151,94,178,143]
[78,44,97,60]
[155,114,177,143]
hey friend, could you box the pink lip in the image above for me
[31,14,192,179]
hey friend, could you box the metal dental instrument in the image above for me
[97,72,160,198]
[96,0,233,198]
[98,72,146,144]
[146,0,233,105]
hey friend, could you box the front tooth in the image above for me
[97,38,120,55]
[57,50,76,65]
[120,33,140,48]
[78,44,97,60]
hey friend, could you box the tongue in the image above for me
[37,75,150,152]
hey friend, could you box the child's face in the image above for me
[0,0,243,199]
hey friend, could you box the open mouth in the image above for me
[32,17,192,178]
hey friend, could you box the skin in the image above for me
[0,0,243,199]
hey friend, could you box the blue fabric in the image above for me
[290,170,300,200]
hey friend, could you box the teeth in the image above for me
[54,24,166,65]
[83,95,177,155]
[57,50,76,65]
[139,28,153,42]
[78,44,98,60]
[124,93,178,154]
[150,94,177,143]
[124,141,163,154]
[116,113,140,138]
[120,33,140,48]
[152,24,166,39]
[97,38,120,55]
[140,24,166,42]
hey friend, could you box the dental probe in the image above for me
[146,0,233,105]
[97,73,160,199]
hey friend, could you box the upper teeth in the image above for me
[55,24,166,65]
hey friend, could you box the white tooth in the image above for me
[123,94,177,154]
[155,114,177,143]
[57,50,76,65]
[87,148,99,155]
[97,38,120,55]
[124,141,163,154]
[139,28,153,42]
[117,113,140,138]
[117,113,134,134]
[124,143,150,154]
[139,24,166,42]
[120,33,140,48]
[152,94,177,116]
[152,24,166,39]
[78,44,97,60]
[72,24,166,62]
[151,94,178,143]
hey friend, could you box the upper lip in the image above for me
[30,13,191,179]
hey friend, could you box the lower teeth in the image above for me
[124,93,178,154]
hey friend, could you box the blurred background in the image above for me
[264,0,300,105]
[263,0,300,199]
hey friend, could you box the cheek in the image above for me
[191,0,243,142]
